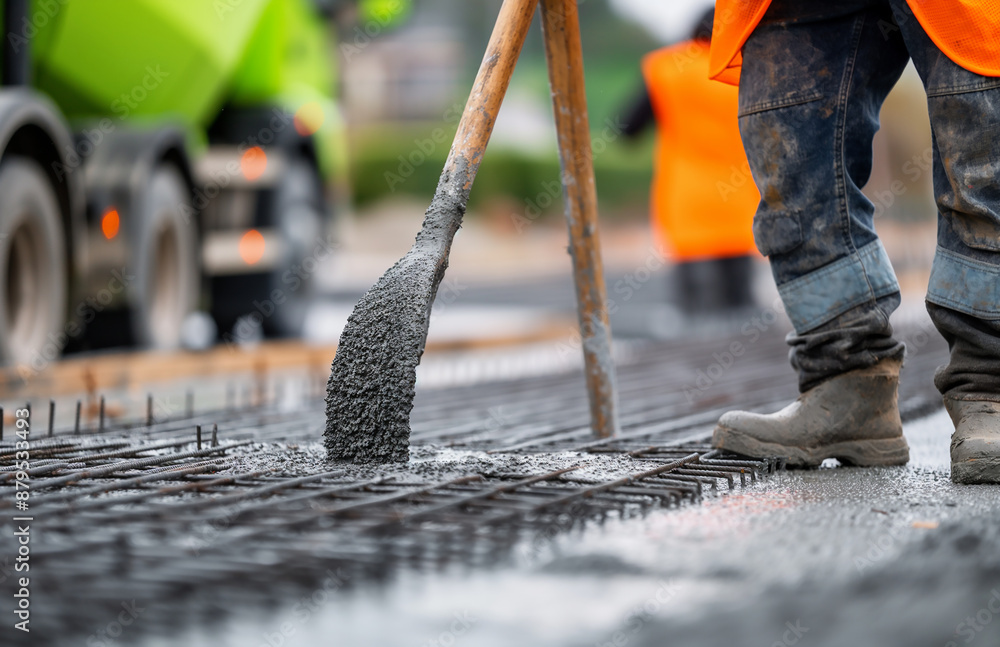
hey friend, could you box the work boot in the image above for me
[712,357,908,467]
[945,398,1000,485]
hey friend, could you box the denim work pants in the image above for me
[739,0,1000,401]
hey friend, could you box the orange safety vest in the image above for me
[642,40,759,261]
[710,0,1000,84]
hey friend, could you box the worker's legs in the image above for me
[737,1,911,393]
[888,1,1000,482]
[713,1,915,466]
[675,260,718,314]
[719,254,756,309]
[886,1,1000,401]
[674,255,755,314]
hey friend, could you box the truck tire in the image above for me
[131,164,199,349]
[0,157,67,366]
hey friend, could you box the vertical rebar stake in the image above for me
[74,401,81,435]
[147,394,154,427]
[98,396,105,431]
[196,425,202,450]
[0,407,4,441]
[48,399,55,437]
[211,423,218,447]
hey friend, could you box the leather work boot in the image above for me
[945,398,1000,485]
[712,357,908,467]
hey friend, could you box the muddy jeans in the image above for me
[739,0,1000,400]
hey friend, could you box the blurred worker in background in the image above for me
[709,1,1000,484]
[621,9,760,318]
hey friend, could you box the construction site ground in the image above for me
[3,214,998,647]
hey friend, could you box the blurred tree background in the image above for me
[338,0,664,220]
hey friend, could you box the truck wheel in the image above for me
[131,164,199,349]
[0,157,68,367]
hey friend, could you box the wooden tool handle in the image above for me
[442,0,538,188]
[541,0,620,439]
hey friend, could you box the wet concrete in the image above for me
[226,440,654,485]
[324,160,473,464]
[157,408,1000,647]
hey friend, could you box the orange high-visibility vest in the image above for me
[710,0,1000,84]
[642,40,759,261]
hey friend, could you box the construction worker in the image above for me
[708,1,1000,484]
[622,9,760,317]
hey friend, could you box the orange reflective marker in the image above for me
[294,101,325,136]
[101,208,120,239]
[239,229,266,265]
[241,146,268,181]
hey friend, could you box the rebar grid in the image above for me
[0,329,947,640]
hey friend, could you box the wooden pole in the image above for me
[540,0,620,439]
[441,0,540,187]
